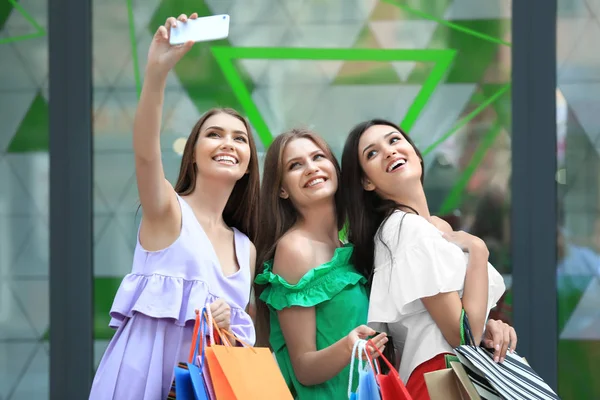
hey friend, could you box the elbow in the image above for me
[296,373,313,387]
[292,360,320,387]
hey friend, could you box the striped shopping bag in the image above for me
[454,314,560,400]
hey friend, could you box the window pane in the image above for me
[557,0,600,397]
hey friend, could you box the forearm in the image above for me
[292,336,352,386]
[133,71,167,163]
[461,245,489,345]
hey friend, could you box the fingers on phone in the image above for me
[157,25,168,39]
[177,14,187,22]
[165,16,177,30]
[190,13,199,19]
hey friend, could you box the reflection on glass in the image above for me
[557,0,600,396]
[0,1,50,397]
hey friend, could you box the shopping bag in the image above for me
[204,327,293,400]
[172,308,210,400]
[454,313,560,400]
[348,339,381,400]
[423,310,498,400]
[424,360,491,400]
[366,339,413,400]
[199,306,222,400]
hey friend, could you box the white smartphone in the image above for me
[169,14,230,45]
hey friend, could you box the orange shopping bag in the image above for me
[204,328,293,400]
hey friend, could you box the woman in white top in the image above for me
[340,118,515,399]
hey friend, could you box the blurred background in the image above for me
[0,0,598,398]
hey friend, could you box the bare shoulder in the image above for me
[272,231,316,285]
[431,216,453,234]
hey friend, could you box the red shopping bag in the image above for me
[367,339,413,400]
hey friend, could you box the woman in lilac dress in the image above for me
[89,13,260,400]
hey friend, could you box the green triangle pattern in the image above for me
[483,83,512,132]
[427,19,508,83]
[7,93,49,153]
[148,0,254,113]
[332,25,402,85]
[0,0,15,31]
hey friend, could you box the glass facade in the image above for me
[0,0,50,398]
[0,0,591,398]
[556,0,600,397]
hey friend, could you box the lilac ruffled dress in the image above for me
[89,194,255,400]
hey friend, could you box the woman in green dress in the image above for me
[253,128,389,399]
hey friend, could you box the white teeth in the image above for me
[387,159,406,172]
[213,155,238,165]
[306,178,325,187]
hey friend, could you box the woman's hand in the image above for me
[483,319,518,363]
[346,325,388,360]
[443,230,489,256]
[209,298,232,332]
[146,13,198,80]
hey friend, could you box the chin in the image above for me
[307,189,336,203]
[202,165,245,182]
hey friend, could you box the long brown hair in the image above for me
[341,119,423,282]
[253,128,344,347]
[174,108,260,241]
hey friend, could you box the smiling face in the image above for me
[358,124,423,200]
[194,112,251,182]
[279,137,338,208]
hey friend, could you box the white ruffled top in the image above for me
[367,211,506,383]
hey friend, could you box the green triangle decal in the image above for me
[0,0,15,31]
[7,93,49,153]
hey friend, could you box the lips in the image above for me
[213,154,239,165]
[386,157,406,172]
[304,176,327,188]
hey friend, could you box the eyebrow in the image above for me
[204,126,248,136]
[362,131,397,155]
[284,150,322,166]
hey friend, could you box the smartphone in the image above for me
[169,14,230,45]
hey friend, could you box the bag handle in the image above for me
[363,341,380,375]
[347,339,363,398]
[204,303,227,346]
[218,328,257,353]
[188,308,210,364]
[367,338,399,378]
[460,309,476,347]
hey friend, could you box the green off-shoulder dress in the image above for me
[254,244,369,400]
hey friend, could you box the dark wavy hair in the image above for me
[253,128,344,348]
[340,119,424,281]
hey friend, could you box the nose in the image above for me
[220,136,234,151]
[384,145,397,159]
[304,159,319,175]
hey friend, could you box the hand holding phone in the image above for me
[147,13,201,79]
[169,14,230,45]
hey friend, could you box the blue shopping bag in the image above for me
[173,308,210,400]
[348,339,382,400]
